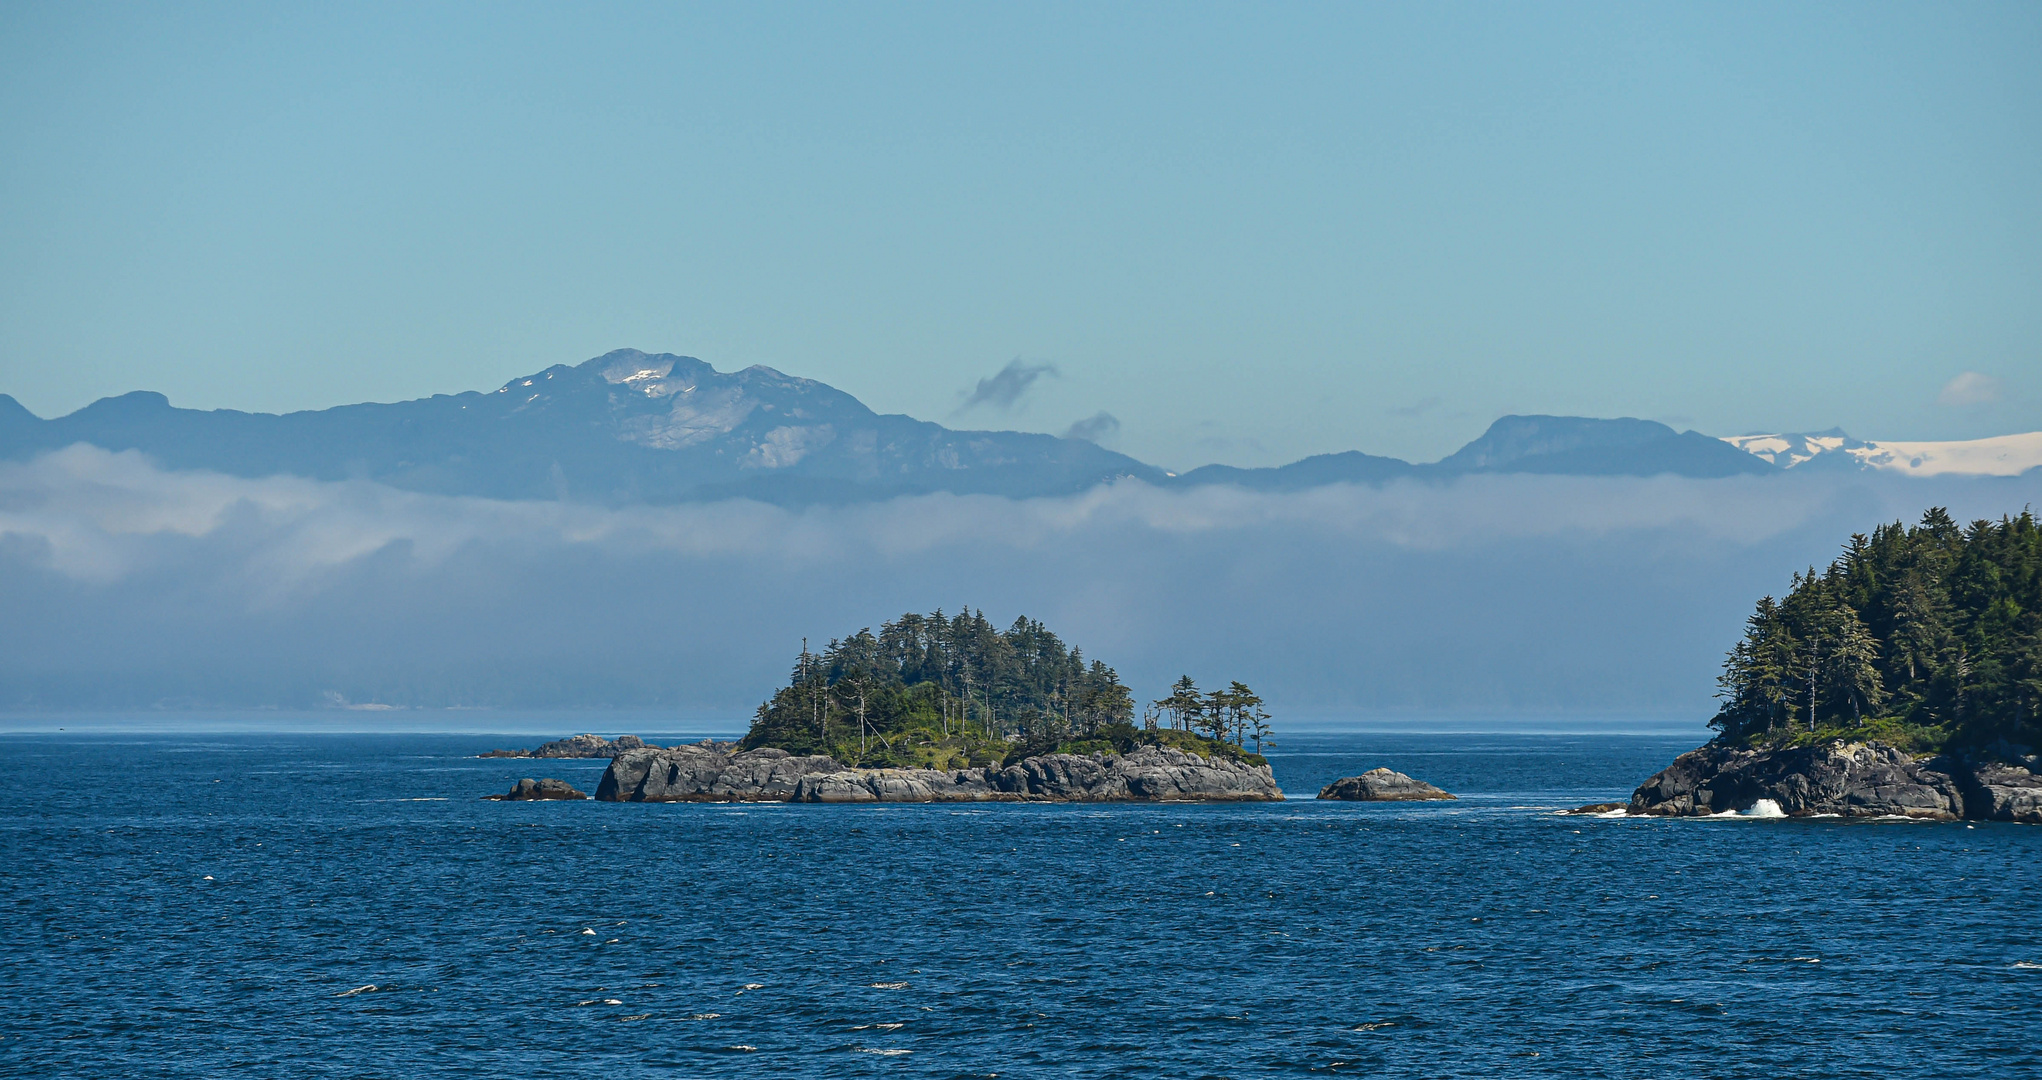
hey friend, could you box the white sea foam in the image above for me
[2013,961,2042,970]
[1741,800,1787,818]
[334,984,377,997]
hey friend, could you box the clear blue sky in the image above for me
[1,1,2036,468]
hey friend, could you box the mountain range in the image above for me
[1,348,2032,503]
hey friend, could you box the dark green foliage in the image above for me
[741,609,1266,768]
[742,609,1138,765]
[1710,508,2042,751]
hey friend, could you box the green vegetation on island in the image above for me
[740,608,1271,769]
[1710,508,2042,753]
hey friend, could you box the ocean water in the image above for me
[3,729,2039,1078]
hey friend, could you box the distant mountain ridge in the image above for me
[1,349,2029,503]
[0,350,1163,503]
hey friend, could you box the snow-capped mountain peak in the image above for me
[1723,430,2042,476]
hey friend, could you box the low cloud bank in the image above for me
[3,445,2036,717]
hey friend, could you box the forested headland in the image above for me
[1711,508,2042,753]
[741,609,1272,768]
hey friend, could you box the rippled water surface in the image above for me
[3,729,2039,1078]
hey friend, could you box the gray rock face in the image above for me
[596,744,1283,803]
[1629,741,1968,819]
[596,744,843,801]
[989,746,1283,802]
[480,733,670,759]
[1317,768,1456,801]
[792,767,1004,803]
[486,777,589,800]
[1967,761,2042,823]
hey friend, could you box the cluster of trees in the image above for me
[742,609,1135,761]
[1149,676,1274,752]
[1710,508,2042,749]
[741,608,1274,766]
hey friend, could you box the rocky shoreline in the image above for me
[595,742,1283,803]
[1623,740,2042,823]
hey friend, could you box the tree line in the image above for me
[1711,507,2042,748]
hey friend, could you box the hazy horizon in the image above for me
[6,442,2036,720]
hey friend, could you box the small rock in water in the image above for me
[1561,802,1629,815]
[1317,768,1455,801]
[485,778,589,801]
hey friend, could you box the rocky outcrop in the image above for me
[1561,802,1628,815]
[791,766,1004,803]
[1317,768,1456,801]
[1625,740,2042,821]
[479,734,672,759]
[486,778,589,800]
[990,746,1282,802]
[1963,760,2042,823]
[596,743,1283,803]
[596,744,843,801]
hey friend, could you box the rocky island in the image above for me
[597,741,1280,802]
[1318,768,1455,801]
[1617,509,2042,823]
[478,733,652,759]
[520,608,1287,804]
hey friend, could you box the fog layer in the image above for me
[4,446,2035,718]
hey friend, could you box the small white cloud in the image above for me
[1938,371,2003,408]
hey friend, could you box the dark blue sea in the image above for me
[3,727,2039,1078]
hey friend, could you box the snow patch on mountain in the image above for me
[1722,430,1857,468]
[1724,430,2042,476]
[1849,432,2042,476]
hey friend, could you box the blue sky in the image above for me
[2,1,2036,468]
